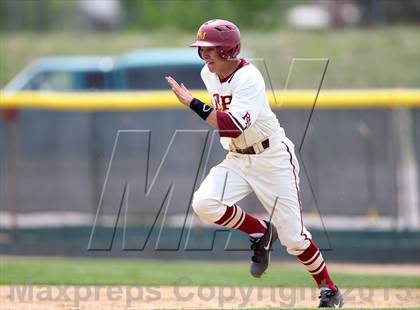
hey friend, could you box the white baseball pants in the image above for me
[192,132,312,256]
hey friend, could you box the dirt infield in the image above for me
[1,286,419,309]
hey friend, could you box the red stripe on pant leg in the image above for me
[282,141,308,241]
[285,141,337,292]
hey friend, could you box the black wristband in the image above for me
[189,98,213,120]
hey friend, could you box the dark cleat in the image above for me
[249,220,278,278]
[318,287,344,308]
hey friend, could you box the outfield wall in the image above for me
[1,226,419,263]
[0,90,419,231]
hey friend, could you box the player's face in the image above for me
[200,47,224,73]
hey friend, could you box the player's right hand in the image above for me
[165,76,193,106]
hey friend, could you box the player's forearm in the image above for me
[189,98,241,138]
[205,110,218,128]
[188,98,219,130]
[189,98,216,127]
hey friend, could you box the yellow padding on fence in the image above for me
[0,89,419,111]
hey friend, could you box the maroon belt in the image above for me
[234,138,270,155]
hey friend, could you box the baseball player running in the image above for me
[166,19,343,308]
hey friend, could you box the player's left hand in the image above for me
[165,76,193,106]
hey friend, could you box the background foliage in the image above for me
[1,0,419,33]
[1,27,418,89]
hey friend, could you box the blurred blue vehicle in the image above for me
[3,48,206,91]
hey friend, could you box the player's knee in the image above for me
[192,195,223,223]
[285,238,311,256]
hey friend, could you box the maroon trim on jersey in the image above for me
[216,111,242,138]
[282,141,309,241]
[227,112,245,130]
[219,58,250,83]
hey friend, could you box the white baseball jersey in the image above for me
[200,59,284,150]
[194,59,312,256]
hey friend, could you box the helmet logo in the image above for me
[197,31,206,40]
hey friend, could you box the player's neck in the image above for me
[217,59,241,80]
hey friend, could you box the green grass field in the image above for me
[1,258,419,309]
[1,258,418,288]
[0,26,418,89]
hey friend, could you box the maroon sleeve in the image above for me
[216,111,243,138]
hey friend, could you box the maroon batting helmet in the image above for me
[190,19,241,59]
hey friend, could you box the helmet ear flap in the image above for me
[233,43,241,57]
[217,47,226,59]
[218,44,240,59]
[226,47,235,59]
[197,47,204,59]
